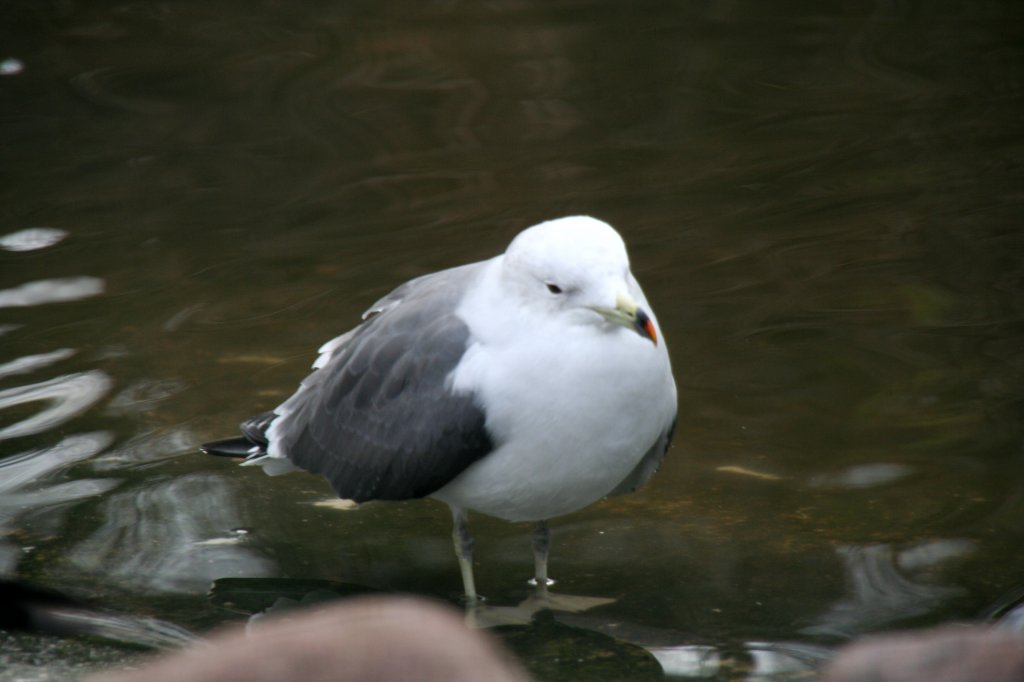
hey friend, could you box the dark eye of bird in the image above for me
[546,283,563,294]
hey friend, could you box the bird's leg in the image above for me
[450,506,478,602]
[528,519,555,588]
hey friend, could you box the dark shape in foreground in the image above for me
[88,597,531,682]
[9,578,1024,682]
[0,579,195,650]
[823,625,1024,682]
[203,216,678,599]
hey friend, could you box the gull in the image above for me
[202,216,677,601]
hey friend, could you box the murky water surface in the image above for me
[1,1,1022,679]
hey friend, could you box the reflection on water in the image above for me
[0,58,25,77]
[648,645,721,678]
[0,228,68,253]
[91,427,198,471]
[0,0,1021,680]
[67,475,274,594]
[0,371,112,441]
[553,606,835,679]
[0,348,76,379]
[0,433,113,496]
[807,463,913,490]
[646,641,831,679]
[804,541,975,638]
[62,473,274,593]
[0,433,118,575]
[0,277,105,308]
[105,379,186,416]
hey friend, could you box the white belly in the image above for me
[432,433,649,522]
[433,321,676,522]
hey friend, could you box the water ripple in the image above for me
[803,541,974,637]
[0,371,113,441]
[808,463,913,490]
[0,349,76,379]
[0,433,118,536]
[0,432,113,493]
[91,427,197,471]
[68,474,275,594]
[104,379,186,415]
[0,227,68,252]
[0,277,105,308]
[1,480,120,525]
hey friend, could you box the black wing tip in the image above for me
[201,437,261,458]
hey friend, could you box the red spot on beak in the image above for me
[644,318,658,346]
[634,308,658,346]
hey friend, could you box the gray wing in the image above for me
[260,263,495,502]
[608,417,676,496]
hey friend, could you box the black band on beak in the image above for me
[635,308,658,345]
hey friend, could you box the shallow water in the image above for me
[1,1,1022,679]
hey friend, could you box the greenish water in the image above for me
[1,1,1022,679]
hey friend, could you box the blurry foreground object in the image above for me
[824,625,1024,682]
[89,596,531,682]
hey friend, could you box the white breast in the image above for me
[432,262,676,522]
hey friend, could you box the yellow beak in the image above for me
[591,293,657,345]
